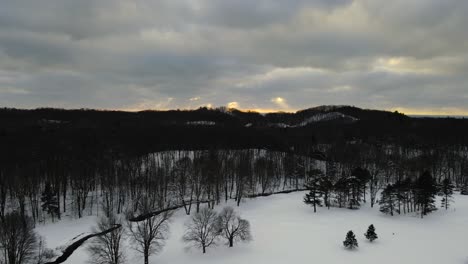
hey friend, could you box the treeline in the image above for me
[378,173,454,218]
[1,106,468,224]
[304,167,455,218]
[1,141,467,225]
[302,141,467,216]
[0,149,317,224]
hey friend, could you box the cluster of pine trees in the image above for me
[379,171,454,218]
[303,167,371,212]
[304,167,456,219]
[343,224,378,250]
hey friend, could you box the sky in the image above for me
[0,0,467,115]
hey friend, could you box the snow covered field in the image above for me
[36,192,468,264]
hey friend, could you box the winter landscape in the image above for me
[34,191,468,264]
[2,1,468,264]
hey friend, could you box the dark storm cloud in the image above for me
[0,0,467,114]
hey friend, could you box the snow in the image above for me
[269,112,358,128]
[295,112,358,126]
[36,216,98,263]
[185,121,216,126]
[311,105,349,112]
[36,192,468,264]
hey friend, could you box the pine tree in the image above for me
[318,175,333,209]
[415,171,438,218]
[439,178,454,210]
[379,184,398,216]
[343,230,358,249]
[399,178,413,214]
[41,182,59,221]
[461,182,468,195]
[334,176,349,208]
[304,176,322,213]
[364,224,378,242]
[351,167,371,203]
[346,176,362,209]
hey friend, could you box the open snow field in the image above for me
[36,192,468,264]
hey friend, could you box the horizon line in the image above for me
[2,105,468,117]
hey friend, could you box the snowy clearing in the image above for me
[36,192,468,264]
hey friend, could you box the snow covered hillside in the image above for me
[36,191,468,264]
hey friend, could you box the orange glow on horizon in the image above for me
[118,106,467,116]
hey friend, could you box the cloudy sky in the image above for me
[1,0,467,114]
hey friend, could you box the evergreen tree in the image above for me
[461,182,468,195]
[304,176,323,213]
[346,176,362,209]
[392,179,405,215]
[334,176,349,208]
[318,175,333,209]
[364,224,378,242]
[41,182,59,221]
[379,184,398,216]
[439,178,454,210]
[399,178,414,214]
[351,167,371,203]
[343,230,358,249]
[415,171,438,218]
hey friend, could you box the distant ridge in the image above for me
[409,115,467,119]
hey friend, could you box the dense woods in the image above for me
[0,105,468,262]
[0,106,467,225]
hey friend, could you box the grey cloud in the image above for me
[193,0,352,29]
[0,0,467,114]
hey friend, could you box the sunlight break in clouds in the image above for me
[227,101,239,109]
[0,0,467,115]
[271,97,289,110]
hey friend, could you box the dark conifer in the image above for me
[334,176,349,208]
[318,176,333,209]
[415,171,438,218]
[346,176,362,209]
[41,182,59,221]
[343,230,358,249]
[440,178,454,210]
[461,183,468,195]
[351,167,371,203]
[304,175,323,213]
[379,184,397,216]
[364,224,378,242]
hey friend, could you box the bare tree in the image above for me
[87,214,125,264]
[369,171,384,208]
[0,212,38,264]
[217,207,251,247]
[36,236,56,264]
[173,156,194,215]
[183,207,219,253]
[126,198,173,264]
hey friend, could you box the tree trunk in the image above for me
[144,248,149,264]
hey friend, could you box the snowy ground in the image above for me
[36,192,468,264]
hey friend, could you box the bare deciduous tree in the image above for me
[87,214,125,264]
[0,212,38,264]
[173,156,194,215]
[127,198,173,264]
[217,206,252,247]
[183,207,219,254]
[36,236,56,264]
